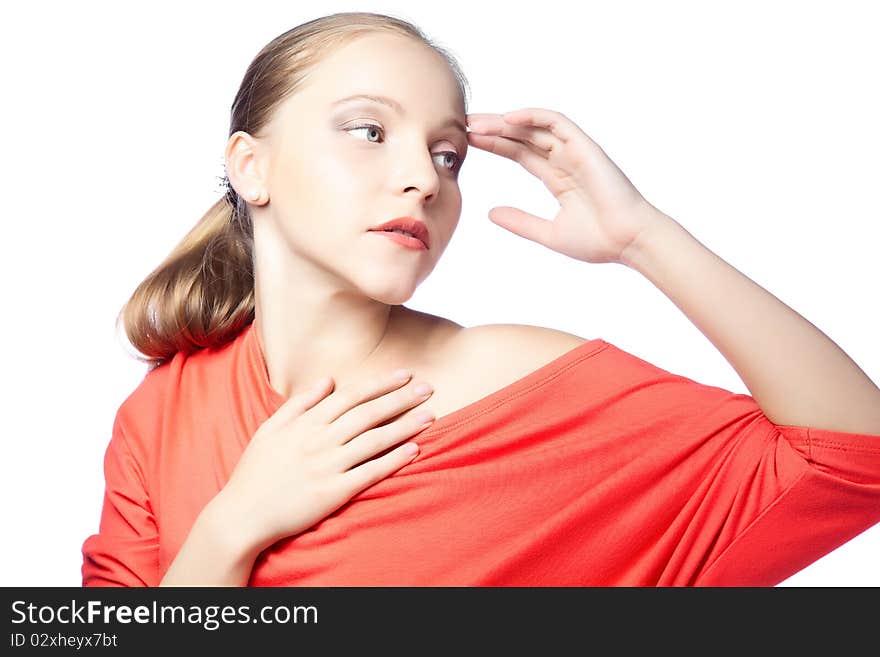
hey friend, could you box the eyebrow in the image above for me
[331,94,468,136]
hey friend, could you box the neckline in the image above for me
[245,319,610,440]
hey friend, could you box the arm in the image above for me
[159,492,264,587]
[620,207,880,435]
[464,107,879,434]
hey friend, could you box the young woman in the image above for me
[82,12,880,587]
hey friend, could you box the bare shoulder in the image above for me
[405,321,591,422]
[452,322,590,369]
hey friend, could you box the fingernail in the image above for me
[414,410,435,424]
[404,442,419,456]
[392,368,412,382]
[311,376,331,392]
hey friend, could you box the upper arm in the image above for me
[81,410,160,587]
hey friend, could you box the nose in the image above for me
[393,143,442,200]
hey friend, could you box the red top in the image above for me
[82,320,880,586]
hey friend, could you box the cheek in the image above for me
[273,149,363,214]
[311,157,374,233]
[269,153,375,250]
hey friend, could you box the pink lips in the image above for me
[368,216,430,249]
[370,230,428,250]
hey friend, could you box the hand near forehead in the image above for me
[466,108,661,265]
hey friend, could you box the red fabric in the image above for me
[82,320,880,586]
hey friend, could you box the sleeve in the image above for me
[694,417,880,586]
[592,344,880,586]
[81,409,161,587]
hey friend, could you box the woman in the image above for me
[82,12,880,586]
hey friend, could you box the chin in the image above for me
[370,286,417,306]
[355,275,420,306]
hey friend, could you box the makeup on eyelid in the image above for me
[342,121,463,172]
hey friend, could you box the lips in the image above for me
[368,217,430,249]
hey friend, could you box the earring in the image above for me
[248,191,260,201]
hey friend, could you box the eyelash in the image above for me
[345,122,461,172]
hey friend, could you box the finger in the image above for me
[467,132,565,182]
[503,107,606,163]
[468,114,559,154]
[486,206,555,246]
[263,375,336,430]
[338,440,421,495]
[331,377,434,447]
[334,409,434,472]
[468,128,554,163]
[310,368,417,426]
[498,108,579,144]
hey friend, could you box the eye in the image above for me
[346,123,461,172]
[347,123,384,144]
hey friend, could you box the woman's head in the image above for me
[120,12,470,370]
[227,29,470,310]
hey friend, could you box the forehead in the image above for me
[299,33,462,109]
[262,33,465,147]
[315,32,446,74]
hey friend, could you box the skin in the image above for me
[225,32,469,400]
[464,107,880,434]
[227,29,880,434]
[165,29,880,586]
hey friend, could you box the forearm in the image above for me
[160,495,262,587]
[620,207,880,435]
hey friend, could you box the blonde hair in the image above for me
[118,11,470,372]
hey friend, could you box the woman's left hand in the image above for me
[466,108,660,265]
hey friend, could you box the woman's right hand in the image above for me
[216,369,435,553]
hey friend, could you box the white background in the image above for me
[1,1,878,586]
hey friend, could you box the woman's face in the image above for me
[248,32,468,304]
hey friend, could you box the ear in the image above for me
[225,131,268,205]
